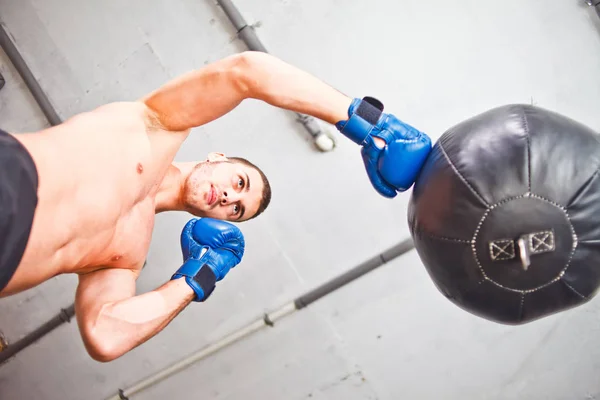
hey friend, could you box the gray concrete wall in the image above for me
[1,0,600,399]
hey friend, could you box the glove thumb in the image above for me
[180,218,202,261]
[361,143,397,198]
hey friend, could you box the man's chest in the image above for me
[99,198,157,271]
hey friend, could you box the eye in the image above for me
[237,177,244,188]
[233,204,240,214]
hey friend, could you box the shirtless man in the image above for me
[0,51,431,362]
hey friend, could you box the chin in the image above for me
[186,177,209,196]
[183,199,208,216]
[183,192,209,215]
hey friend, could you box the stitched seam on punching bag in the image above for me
[561,279,586,299]
[482,272,563,294]
[527,193,567,211]
[565,167,600,210]
[438,143,489,208]
[477,252,577,294]
[528,193,578,252]
[518,293,525,322]
[413,228,471,243]
[520,107,532,194]
[471,194,577,294]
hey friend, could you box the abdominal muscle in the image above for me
[1,102,186,296]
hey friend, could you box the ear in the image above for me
[207,152,228,162]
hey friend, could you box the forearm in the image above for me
[86,279,194,361]
[240,52,353,125]
[241,54,390,147]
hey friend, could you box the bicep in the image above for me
[139,54,249,132]
[75,268,138,328]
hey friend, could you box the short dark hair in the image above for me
[229,157,272,220]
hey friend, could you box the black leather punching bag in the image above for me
[408,104,600,325]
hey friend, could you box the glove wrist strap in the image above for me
[336,97,385,145]
[171,258,217,302]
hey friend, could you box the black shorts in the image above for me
[0,129,38,293]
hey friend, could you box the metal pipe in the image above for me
[0,21,72,366]
[111,303,297,400]
[0,304,75,364]
[0,22,61,125]
[216,0,268,52]
[215,0,336,151]
[295,239,415,309]
[586,0,600,17]
[108,239,415,400]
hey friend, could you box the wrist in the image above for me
[332,95,354,125]
[171,276,196,302]
[171,258,218,302]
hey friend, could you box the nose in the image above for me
[220,189,241,205]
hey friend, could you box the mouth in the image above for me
[207,185,217,207]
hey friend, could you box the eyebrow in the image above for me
[245,172,250,192]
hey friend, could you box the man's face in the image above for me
[184,154,264,222]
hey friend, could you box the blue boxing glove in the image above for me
[336,97,432,198]
[171,218,245,302]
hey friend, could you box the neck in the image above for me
[155,163,194,213]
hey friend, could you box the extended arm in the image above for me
[142,51,352,131]
[75,268,194,362]
[143,52,431,198]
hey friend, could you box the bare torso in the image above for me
[1,102,187,296]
